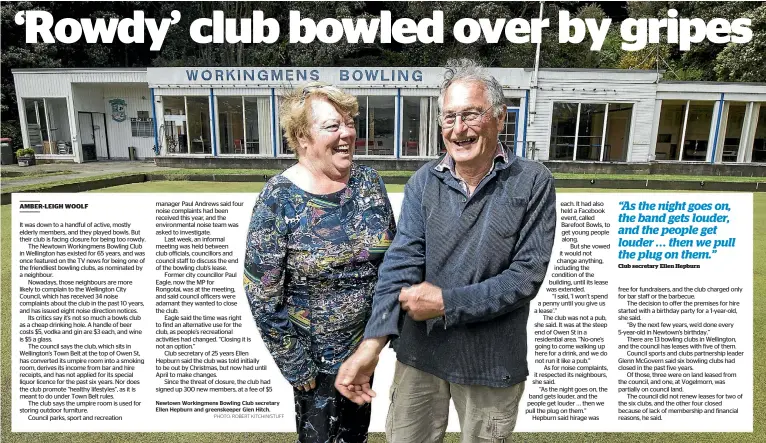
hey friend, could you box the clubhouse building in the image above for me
[11,67,766,170]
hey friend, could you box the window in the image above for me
[355,96,395,156]
[217,97,244,154]
[160,96,211,154]
[162,95,273,155]
[500,109,518,150]
[655,100,714,161]
[186,97,212,154]
[550,102,633,161]
[131,111,154,138]
[550,103,578,160]
[577,104,607,161]
[401,97,440,157]
[162,96,187,154]
[752,105,766,163]
[23,98,73,155]
[247,97,271,155]
[24,99,49,151]
[604,103,633,162]
[722,103,747,162]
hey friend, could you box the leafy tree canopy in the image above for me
[2,1,763,139]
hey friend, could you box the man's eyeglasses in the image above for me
[438,107,493,128]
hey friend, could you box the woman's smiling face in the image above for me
[299,97,357,181]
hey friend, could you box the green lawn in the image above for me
[1,186,763,442]
[0,170,72,183]
[145,168,766,183]
[152,169,766,183]
[90,181,269,193]
[3,168,765,195]
[552,173,766,183]
[87,181,407,194]
[0,173,144,193]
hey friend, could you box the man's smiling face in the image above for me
[440,81,505,169]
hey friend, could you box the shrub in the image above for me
[16,147,35,157]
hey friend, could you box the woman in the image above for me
[243,83,395,443]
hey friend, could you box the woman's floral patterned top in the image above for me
[244,164,396,386]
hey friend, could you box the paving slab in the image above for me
[1,160,166,188]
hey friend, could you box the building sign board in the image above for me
[109,99,127,122]
[147,67,531,88]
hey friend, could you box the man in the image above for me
[336,58,556,442]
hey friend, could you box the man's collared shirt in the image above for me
[433,142,508,196]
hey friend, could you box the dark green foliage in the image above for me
[1,1,763,136]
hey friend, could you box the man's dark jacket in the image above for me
[364,146,557,387]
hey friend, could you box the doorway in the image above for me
[78,112,96,161]
[78,112,110,161]
[93,113,110,159]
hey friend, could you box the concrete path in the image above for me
[1,160,166,188]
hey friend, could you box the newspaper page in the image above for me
[11,192,752,433]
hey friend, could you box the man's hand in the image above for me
[399,282,445,321]
[335,337,386,405]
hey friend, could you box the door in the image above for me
[78,112,97,161]
[93,113,110,159]
[606,116,629,162]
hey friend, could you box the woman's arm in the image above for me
[243,184,316,387]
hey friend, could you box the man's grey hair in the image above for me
[437,58,506,118]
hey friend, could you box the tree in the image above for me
[1,2,61,146]
[715,4,766,82]
[670,1,760,81]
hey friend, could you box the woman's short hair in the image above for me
[279,82,359,154]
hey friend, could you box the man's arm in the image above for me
[336,174,428,404]
[440,172,556,327]
[334,336,387,405]
[362,176,428,340]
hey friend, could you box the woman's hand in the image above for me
[295,378,317,392]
